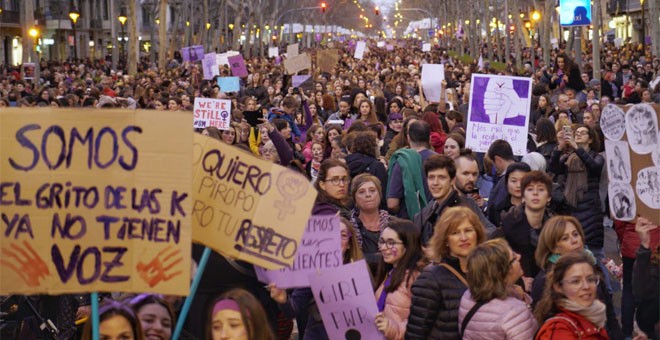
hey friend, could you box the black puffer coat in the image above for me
[549,147,605,248]
[405,256,467,340]
[499,204,553,278]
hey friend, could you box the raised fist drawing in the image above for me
[483,78,524,124]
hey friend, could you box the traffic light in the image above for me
[321,2,326,13]
[375,6,380,16]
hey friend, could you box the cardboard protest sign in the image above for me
[255,215,341,288]
[228,55,249,78]
[602,103,660,224]
[182,45,204,62]
[193,98,232,130]
[202,53,219,80]
[377,41,386,48]
[268,47,279,58]
[422,43,431,52]
[317,49,339,73]
[354,41,366,59]
[287,43,299,57]
[217,77,240,93]
[0,108,192,295]
[421,64,445,103]
[309,260,384,340]
[283,53,311,74]
[191,134,317,269]
[465,74,532,156]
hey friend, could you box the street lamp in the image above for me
[69,7,80,60]
[118,10,127,63]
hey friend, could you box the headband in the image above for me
[212,299,241,315]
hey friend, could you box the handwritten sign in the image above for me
[268,47,279,58]
[317,49,339,73]
[182,45,204,62]
[465,74,532,156]
[421,64,445,103]
[283,53,311,74]
[354,41,366,59]
[202,53,219,80]
[228,55,248,78]
[216,51,240,66]
[377,41,385,48]
[422,43,431,52]
[193,98,232,130]
[217,77,240,93]
[191,134,316,269]
[0,108,192,295]
[603,104,660,224]
[255,215,341,288]
[287,43,299,57]
[309,260,384,340]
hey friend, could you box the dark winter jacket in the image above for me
[405,256,467,340]
[414,190,496,247]
[499,204,553,278]
[549,147,605,248]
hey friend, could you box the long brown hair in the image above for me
[339,216,364,264]
[533,251,598,324]
[83,301,144,340]
[375,217,424,293]
[313,159,350,207]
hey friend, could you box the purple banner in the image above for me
[309,260,385,340]
[228,54,248,77]
[181,45,204,62]
[256,216,341,288]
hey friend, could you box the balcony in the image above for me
[0,10,21,25]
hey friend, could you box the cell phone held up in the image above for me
[562,125,573,140]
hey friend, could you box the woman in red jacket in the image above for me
[534,252,609,339]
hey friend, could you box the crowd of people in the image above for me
[1,37,659,340]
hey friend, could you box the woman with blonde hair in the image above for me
[459,239,538,339]
[406,206,487,339]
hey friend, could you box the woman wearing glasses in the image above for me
[532,216,622,338]
[406,207,487,340]
[534,252,609,339]
[549,125,607,286]
[268,217,363,340]
[312,159,351,216]
[458,239,537,339]
[373,218,423,340]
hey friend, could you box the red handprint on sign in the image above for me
[0,241,50,287]
[136,246,183,287]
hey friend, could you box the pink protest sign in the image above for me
[309,260,385,340]
[255,215,341,288]
[228,54,248,77]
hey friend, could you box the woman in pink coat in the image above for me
[374,218,424,340]
[459,239,538,339]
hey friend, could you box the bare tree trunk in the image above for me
[592,0,601,80]
[22,0,35,64]
[201,0,209,47]
[649,0,660,57]
[485,0,493,60]
[543,0,553,65]
[128,0,138,75]
[158,0,167,70]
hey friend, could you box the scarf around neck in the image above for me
[564,151,588,207]
[559,298,607,328]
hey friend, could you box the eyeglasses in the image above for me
[561,276,600,288]
[325,177,349,185]
[378,238,403,249]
